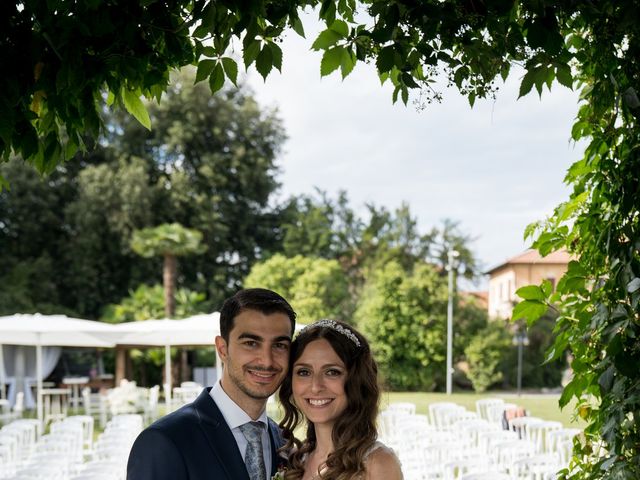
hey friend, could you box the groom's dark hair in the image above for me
[219,288,296,341]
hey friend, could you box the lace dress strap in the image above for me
[363,441,394,461]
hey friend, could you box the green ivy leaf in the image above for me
[401,86,408,105]
[392,85,400,103]
[377,45,395,73]
[533,66,549,96]
[319,0,336,25]
[196,59,216,84]
[122,88,151,130]
[329,19,349,38]
[340,48,356,78]
[268,43,283,72]
[512,300,548,325]
[208,63,225,93]
[221,58,238,86]
[255,45,273,80]
[559,377,580,408]
[291,16,305,38]
[311,29,342,50]
[541,279,553,297]
[516,285,546,301]
[556,64,573,89]
[320,46,344,76]
[201,46,216,57]
[518,69,535,98]
[243,39,261,69]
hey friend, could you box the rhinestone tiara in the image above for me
[299,319,361,347]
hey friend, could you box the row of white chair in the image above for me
[0,413,142,480]
[379,400,580,480]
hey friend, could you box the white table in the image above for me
[41,388,71,425]
[62,376,90,410]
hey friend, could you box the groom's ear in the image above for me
[215,335,228,361]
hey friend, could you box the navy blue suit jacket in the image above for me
[127,387,286,480]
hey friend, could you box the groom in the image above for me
[127,288,296,480]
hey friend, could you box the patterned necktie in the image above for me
[239,421,267,480]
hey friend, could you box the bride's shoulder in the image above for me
[364,442,403,480]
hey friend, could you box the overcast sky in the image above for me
[245,15,584,285]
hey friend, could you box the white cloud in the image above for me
[246,14,585,282]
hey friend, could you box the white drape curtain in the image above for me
[2,345,62,407]
[0,345,5,399]
[2,345,62,379]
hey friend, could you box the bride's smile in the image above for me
[291,338,348,426]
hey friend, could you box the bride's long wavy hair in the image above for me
[278,320,380,480]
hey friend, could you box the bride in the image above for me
[278,319,403,480]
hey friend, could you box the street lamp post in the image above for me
[446,248,459,395]
[513,329,530,396]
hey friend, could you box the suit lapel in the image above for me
[193,388,250,480]
[268,418,288,476]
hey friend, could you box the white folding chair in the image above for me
[475,398,504,421]
[527,421,563,453]
[461,473,513,480]
[385,402,417,415]
[512,453,562,480]
[508,416,543,440]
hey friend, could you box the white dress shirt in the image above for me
[209,381,272,477]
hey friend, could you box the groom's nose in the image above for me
[256,344,276,367]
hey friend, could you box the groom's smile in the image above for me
[216,309,292,410]
[246,366,281,384]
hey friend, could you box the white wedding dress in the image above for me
[303,441,400,479]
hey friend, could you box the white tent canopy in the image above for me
[113,313,220,346]
[0,313,118,423]
[112,313,221,401]
[0,313,118,347]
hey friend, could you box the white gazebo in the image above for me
[0,313,118,423]
[112,313,221,402]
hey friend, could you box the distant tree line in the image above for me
[0,68,563,393]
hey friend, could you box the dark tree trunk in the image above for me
[163,254,177,318]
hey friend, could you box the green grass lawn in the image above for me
[382,391,584,428]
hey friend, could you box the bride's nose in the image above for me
[310,373,325,393]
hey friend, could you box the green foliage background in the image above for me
[4,0,640,474]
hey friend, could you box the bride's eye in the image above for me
[295,368,311,376]
[326,368,343,377]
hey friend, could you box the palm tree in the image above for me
[131,223,207,318]
[131,223,207,384]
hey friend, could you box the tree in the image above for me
[4,0,630,184]
[243,254,350,325]
[108,69,288,303]
[102,284,206,324]
[355,261,448,391]
[130,223,207,317]
[465,320,511,393]
[4,2,639,474]
[0,72,288,317]
[281,190,359,261]
[63,155,157,316]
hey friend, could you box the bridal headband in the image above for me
[299,319,361,347]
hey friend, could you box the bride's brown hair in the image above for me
[278,320,380,480]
